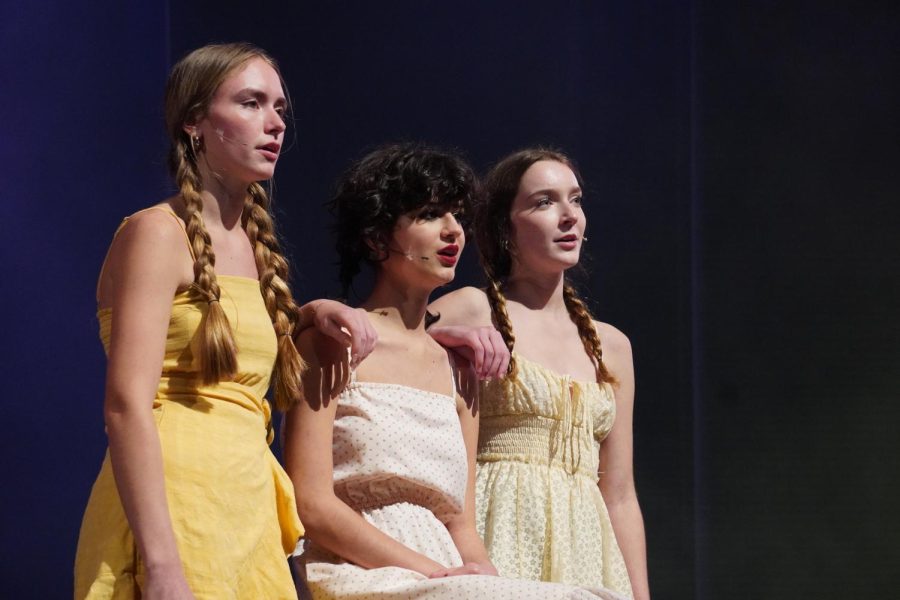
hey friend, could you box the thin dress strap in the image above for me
[95,205,196,302]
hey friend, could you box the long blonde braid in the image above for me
[173,142,239,383]
[244,183,305,410]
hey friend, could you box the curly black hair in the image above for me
[330,142,478,297]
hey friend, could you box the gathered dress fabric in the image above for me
[476,352,633,598]
[294,371,625,600]
[74,207,303,599]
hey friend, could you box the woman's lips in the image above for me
[555,234,578,250]
[257,143,280,161]
[437,244,459,266]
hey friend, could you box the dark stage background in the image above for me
[2,1,897,598]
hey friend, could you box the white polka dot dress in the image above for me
[294,379,625,600]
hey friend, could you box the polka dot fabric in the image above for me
[295,379,625,599]
[476,353,634,597]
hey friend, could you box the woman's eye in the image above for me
[242,99,259,109]
[571,195,583,205]
[536,196,552,207]
[418,210,440,220]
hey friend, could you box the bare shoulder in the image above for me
[99,204,193,301]
[593,320,632,357]
[594,320,634,383]
[429,286,493,327]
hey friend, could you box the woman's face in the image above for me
[508,160,585,275]
[190,57,287,186]
[379,205,466,289]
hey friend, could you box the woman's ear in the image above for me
[364,236,388,261]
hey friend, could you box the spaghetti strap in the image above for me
[95,205,196,302]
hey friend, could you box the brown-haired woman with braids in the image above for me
[429,149,649,599]
[74,43,375,599]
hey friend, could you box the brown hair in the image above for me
[477,148,614,384]
[164,42,303,410]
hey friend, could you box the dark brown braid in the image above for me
[562,284,616,384]
[484,278,518,377]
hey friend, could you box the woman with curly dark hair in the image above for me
[284,143,624,599]
[430,148,649,599]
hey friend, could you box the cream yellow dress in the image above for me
[476,352,633,597]
[74,207,302,599]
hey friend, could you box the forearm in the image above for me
[606,494,650,600]
[445,521,494,568]
[301,494,444,575]
[105,403,182,571]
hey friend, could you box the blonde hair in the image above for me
[478,148,615,384]
[164,42,303,410]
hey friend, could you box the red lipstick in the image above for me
[436,244,459,266]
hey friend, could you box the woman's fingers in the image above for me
[487,328,510,378]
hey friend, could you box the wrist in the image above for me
[143,557,184,576]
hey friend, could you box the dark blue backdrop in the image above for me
[2,1,897,598]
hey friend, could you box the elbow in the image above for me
[102,390,153,432]
[601,479,640,510]
[295,492,340,541]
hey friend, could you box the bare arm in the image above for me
[101,211,195,598]
[431,365,497,578]
[283,329,445,576]
[297,300,377,369]
[427,287,509,380]
[597,323,650,600]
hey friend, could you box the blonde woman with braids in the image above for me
[429,149,649,599]
[74,43,375,599]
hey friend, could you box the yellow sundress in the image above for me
[74,207,302,599]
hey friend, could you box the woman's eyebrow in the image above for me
[528,185,582,197]
[233,87,287,104]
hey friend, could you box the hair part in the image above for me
[165,42,304,408]
[329,142,478,298]
[477,147,614,384]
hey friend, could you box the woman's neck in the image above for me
[197,167,249,230]
[503,269,568,313]
[362,276,434,333]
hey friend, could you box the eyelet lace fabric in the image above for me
[476,353,633,598]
